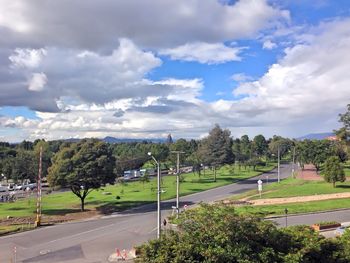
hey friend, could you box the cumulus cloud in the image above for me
[159,42,242,64]
[0,0,289,50]
[9,48,47,68]
[233,18,350,130]
[28,72,47,91]
[1,39,168,111]
[262,40,278,49]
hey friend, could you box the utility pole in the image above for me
[171,151,185,218]
[277,145,280,183]
[148,152,161,239]
[35,146,42,227]
[292,146,296,178]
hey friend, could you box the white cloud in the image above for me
[233,18,350,131]
[231,73,254,82]
[28,72,47,91]
[262,40,277,49]
[159,42,242,64]
[1,39,165,111]
[0,0,289,50]
[9,48,47,68]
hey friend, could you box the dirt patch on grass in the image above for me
[297,164,323,181]
[0,209,100,227]
[248,192,350,206]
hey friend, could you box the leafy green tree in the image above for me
[339,104,350,131]
[48,139,116,211]
[296,140,334,171]
[12,150,36,183]
[253,134,268,157]
[197,125,234,181]
[136,204,350,263]
[323,156,345,187]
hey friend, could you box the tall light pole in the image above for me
[292,146,296,178]
[277,144,280,183]
[148,152,161,239]
[35,146,42,227]
[171,151,185,218]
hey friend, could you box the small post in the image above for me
[257,179,263,198]
[13,246,17,263]
[285,208,288,227]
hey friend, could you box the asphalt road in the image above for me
[0,163,322,263]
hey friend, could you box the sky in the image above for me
[0,0,350,142]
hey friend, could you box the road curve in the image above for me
[0,164,292,263]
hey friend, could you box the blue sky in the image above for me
[0,0,350,142]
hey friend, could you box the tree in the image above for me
[252,134,268,157]
[296,140,333,171]
[323,156,345,188]
[339,104,350,131]
[12,150,36,183]
[197,125,234,181]
[48,139,116,211]
[166,134,174,145]
[136,204,350,263]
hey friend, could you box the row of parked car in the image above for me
[0,182,37,192]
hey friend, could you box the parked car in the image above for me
[7,183,15,191]
[15,184,24,190]
[0,184,7,192]
[25,183,37,191]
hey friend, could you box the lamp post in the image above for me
[277,145,280,183]
[292,146,296,178]
[148,152,161,239]
[171,151,184,218]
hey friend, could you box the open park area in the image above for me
[233,163,350,216]
[0,163,275,235]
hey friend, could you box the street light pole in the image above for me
[292,146,296,178]
[171,151,185,218]
[278,145,280,183]
[148,152,161,239]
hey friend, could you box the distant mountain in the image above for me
[296,132,335,141]
[102,136,166,144]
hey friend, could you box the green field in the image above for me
[0,164,275,219]
[345,162,350,176]
[235,198,350,217]
[233,171,350,216]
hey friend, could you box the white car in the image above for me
[7,183,15,191]
[0,185,7,192]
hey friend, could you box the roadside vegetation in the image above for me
[136,204,350,263]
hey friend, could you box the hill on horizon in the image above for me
[296,132,335,141]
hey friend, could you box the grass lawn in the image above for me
[235,198,350,217]
[0,164,275,219]
[233,170,350,217]
[345,162,350,176]
[0,224,35,235]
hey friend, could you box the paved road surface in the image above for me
[0,164,296,263]
[272,209,350,228]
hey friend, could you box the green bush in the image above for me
[136,204,350,263]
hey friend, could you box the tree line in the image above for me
[1,103,350,210]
